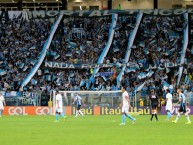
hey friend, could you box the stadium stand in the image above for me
[0,11,192,100]
[0,18,52,91]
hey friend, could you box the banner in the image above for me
[0,9,192,23]
[3,91,40,106]
[161,106,193,115]
[4,106,193,115]
[3,107,52,115]
[45,61,184,69]
[100,106,150,115]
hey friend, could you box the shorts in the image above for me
[56,107,63,113]
[179,103,186,113]
[76,105,81,110]
[0,106,4,110]
[122,105,129,114]
[166,105,173,112]
[151,104,158,110]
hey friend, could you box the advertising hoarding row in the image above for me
[2,106,193,115]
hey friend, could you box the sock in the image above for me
[0,110,2,116]
[155,113,158,120]
[55,113,59,121]
[167,112,172,119]
[125,113,135,121]
[185,113,191,122]
[79,110,84,116]
[60,113,64,118]
[175,113,180,122]
[122,114,126,124]
[75,110,79,117]
[151,114,154,120]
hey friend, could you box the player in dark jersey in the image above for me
[149,90,159,121]
[172,88,191,124]
[73,93,84,118]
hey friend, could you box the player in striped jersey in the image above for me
[73,93,84,118]
[172,88,191,124]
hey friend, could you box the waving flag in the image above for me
[0,70,6,76]
[135,81,146,92]
[185,75,190,85]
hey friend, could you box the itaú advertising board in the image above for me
[3,106,150,115]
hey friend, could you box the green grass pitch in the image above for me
[0,115,192,145]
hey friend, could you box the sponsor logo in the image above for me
[8,107,28,115]
[35,107,52,115]
[72,107,93,115]
[100,107,150,115]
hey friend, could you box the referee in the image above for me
[149,89,159,121]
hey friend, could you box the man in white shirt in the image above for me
[119,86,136,125]
[0,92,6,117]
[55,91,67,122]
[165,89,173,120]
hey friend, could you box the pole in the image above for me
[135,91,137,109]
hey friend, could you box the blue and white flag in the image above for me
[139,41,145,48]
[163,81,170,87]
[54,54,60,60]
[102,76,107,82]
[80,80,85,87]
[23,66,28,71]
[146,70,154,77]
[138,72,146,79]
[19,63,24,69]
[135,82,146,92]
[66,52,72,57]
[185,75,190,85]
[31,60,37,66]
[0,70,6,76]
[29,46,36,50]
[46,75,51,81]
[113,47,120,52]
[69,42,77,47]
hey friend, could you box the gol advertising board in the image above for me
[3,106,150,115]
[3,107,53,115]
[161,106,193,115]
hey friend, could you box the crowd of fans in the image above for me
[29,16,112,93]
[126,15,186,97]
[1,14,193,100]
[0,18,52,91]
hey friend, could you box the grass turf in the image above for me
[0,115,192,145]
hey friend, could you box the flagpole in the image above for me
[135,90,137,109]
